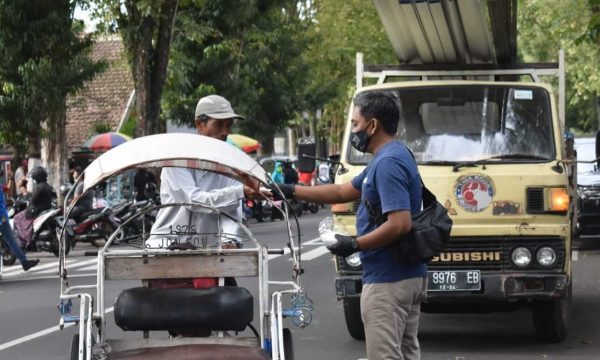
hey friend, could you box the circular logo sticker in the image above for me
[454,175,494,212]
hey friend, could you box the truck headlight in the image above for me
[511,247,532,267]
[536,246,557,267]
[345,252,362,268]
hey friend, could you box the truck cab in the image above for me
[330,54,576,343]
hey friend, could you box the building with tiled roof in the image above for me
[66,35,134,154]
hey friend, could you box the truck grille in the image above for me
[526,188,544,213]
[428,236,565,272]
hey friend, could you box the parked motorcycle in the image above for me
[62,206,121,248]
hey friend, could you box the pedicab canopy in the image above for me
[80,133,269,195]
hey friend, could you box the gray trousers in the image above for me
[361,277,427,360]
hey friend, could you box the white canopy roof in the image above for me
[82,133,268,193]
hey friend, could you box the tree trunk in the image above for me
[42,110,69,205]
[125,0,179,138]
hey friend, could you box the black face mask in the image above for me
[350,121,373,153]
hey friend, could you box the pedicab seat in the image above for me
[114,286,253,332]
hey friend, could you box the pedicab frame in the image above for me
[57,133,311,360]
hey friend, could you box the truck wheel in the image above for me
[531,282,571,343]
[283,328,294,360]
[343,297,365,340]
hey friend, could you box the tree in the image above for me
[298,0,395,155]
[518,0,600,132]
[0,0,105,189]
[95,0,179,136]
[162,0,311,153]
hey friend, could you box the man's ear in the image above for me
[371,119,378,136]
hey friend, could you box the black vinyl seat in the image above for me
[114,286,253,332]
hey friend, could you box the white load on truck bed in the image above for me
[372,0,517,65]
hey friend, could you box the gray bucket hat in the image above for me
[195,95,245,120]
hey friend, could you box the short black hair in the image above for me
[353,91,399,135]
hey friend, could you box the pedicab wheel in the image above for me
[343,297,365,340]
[70,334,82,360]
[283,328,294,360]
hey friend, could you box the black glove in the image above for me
[273,184,295,201]
[327,234,359,257]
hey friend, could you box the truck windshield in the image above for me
[347,85,555,165]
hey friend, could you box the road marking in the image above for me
[573,250,578,261]
[298,246,331,261]
[0,307,114,352]
[2,259,78,276]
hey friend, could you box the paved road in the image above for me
[1,213,600,359]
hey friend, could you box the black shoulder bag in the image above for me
[364,177,453,266]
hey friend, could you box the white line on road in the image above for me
[2,259,78,276]
[573,250,578,261]
[0,307,114,352]
[297,246,331,261]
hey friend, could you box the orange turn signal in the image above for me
[547,188,569,212]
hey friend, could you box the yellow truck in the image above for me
[328,51,577,343]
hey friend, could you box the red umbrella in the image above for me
[81,132,131,152]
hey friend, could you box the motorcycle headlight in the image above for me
[345,252,362,268]
[511,247,532,267]
[536,246,557,267]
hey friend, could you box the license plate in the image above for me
[427,270,481,291]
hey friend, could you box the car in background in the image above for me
[575,137,600,235]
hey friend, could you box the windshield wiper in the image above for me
[478,154,551,161]
[421,160,480,172]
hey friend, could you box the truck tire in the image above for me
[283,328,294,360]
[531,282,571,343]
[343,297,365,340]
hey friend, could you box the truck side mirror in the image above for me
[297,137,316,173]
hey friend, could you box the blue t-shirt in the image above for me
[351,141,427,284]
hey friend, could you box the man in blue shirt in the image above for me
[280,91,427,360]
[0,189,39,271]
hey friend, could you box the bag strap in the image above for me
[364,145,436,226]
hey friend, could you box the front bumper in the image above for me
[335,273,569,303]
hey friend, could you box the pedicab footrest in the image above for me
[114,287,253,332]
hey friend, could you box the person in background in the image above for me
[283,161,298,185]
[276,91,427,360]
[14,160,27,189]
[270,161,284,184]
[25,166,55,219]
[0,188,39,271]
[134,169,157,202]
[317,161,331,184]
[69,167,95,222]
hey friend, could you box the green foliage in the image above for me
[0,0,106,149]
[298,0,396,152]
[518,0,600,131]
[162,0,311,148]
[91,122,113,135]
[119,113,137,138]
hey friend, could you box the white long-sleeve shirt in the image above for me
[146,167,244,248]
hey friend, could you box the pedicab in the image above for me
[57,133,313,360]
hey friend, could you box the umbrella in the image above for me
[227,134,261,153]
[81,132,132,152]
